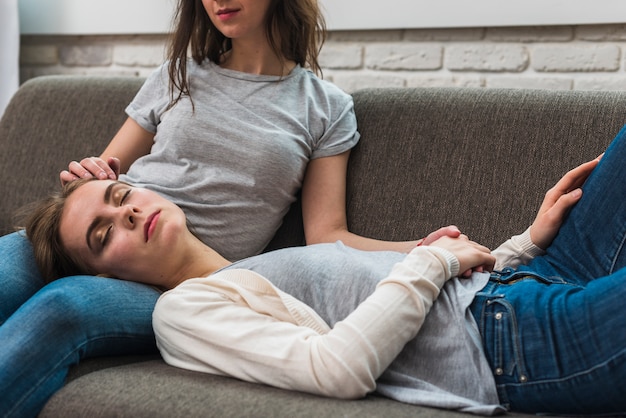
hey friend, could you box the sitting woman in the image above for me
[21,126,626,416]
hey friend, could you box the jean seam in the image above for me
[499,346,626,413]
[609,227,626,274]
[489,298,527,380]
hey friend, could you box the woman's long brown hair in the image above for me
[166,0,326,107]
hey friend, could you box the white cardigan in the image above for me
[152,230,540,400]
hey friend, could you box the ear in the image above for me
[96,273,113,278]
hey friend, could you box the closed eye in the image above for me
[120,189,131,205]
[101,225,113,247]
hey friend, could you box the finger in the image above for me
[548,188,583,221]
[421,225,461,246]
[107,157,121,179]
[556,159,599,193]
[443,225,461,236]
[68,160,94,179]
[59,170,79,186]
[81,157,111,179]
[95,158,118,180]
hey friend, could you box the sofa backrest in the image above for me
[345,87,626,249]
[0,76,145,236]
[2,77,626,253]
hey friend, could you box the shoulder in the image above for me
[292,66,354,108]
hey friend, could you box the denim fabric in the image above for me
[0,232,46,325]
[470,125,626,415]
[0,233,160,418]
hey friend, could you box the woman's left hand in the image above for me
[530,155,601,249]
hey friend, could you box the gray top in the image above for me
[121,60,359,260]
[226,242,503,415]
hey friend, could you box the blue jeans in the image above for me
[470,125,626,414]
[0,233,160,417]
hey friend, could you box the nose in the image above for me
[118,205,140,229]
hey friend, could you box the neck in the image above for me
[165,234,231,289]
[221,38,295,76]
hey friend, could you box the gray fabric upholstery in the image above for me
[348,87,625,249]
[0,76,144,235]
[1,76,624,416]
[44,360,473,418]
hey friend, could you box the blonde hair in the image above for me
[21,179,97,283]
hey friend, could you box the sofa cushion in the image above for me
[41,360,506,418]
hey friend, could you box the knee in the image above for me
[27,280,95,333]
[36,276,160,330]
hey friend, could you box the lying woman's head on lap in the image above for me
[23,178,212,288]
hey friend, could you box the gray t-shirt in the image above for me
[121,60,359,260]
[226,242,503,415]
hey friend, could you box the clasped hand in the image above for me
[418,226,494,278]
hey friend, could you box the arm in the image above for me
[59,117,155,184]
[301,152,460,253]
[153,238,493,399]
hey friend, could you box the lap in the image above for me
[529,125,626,282]
[0,231,45,324]
[472,269,626,414]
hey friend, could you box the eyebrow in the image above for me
[85,182,117,252]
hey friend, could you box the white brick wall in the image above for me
[19,24,626,92]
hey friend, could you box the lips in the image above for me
[216,8,240,20]
[144,211,161,242]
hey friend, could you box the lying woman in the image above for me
[21,126,626,416]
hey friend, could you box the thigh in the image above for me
[531,125,626,282]
[472,271,626,415]
[0,231,45,325]
[0,276,160,417]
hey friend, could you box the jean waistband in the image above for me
[488,267,567,286]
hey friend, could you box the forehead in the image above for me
[59,180,114,244]
[68,180,113,206]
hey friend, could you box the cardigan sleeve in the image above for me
[492,227,546,271]
[152,246,459,399]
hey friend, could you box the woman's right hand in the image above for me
[430,235,495,278]
[529,155,600,250]
[60,156,120,186]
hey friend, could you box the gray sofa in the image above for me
[1,75,625,417]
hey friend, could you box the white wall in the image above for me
[1,0,20,118]
[18,0,626,35]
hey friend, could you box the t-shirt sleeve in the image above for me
[125,64,171,134]
[310,92,360,160]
